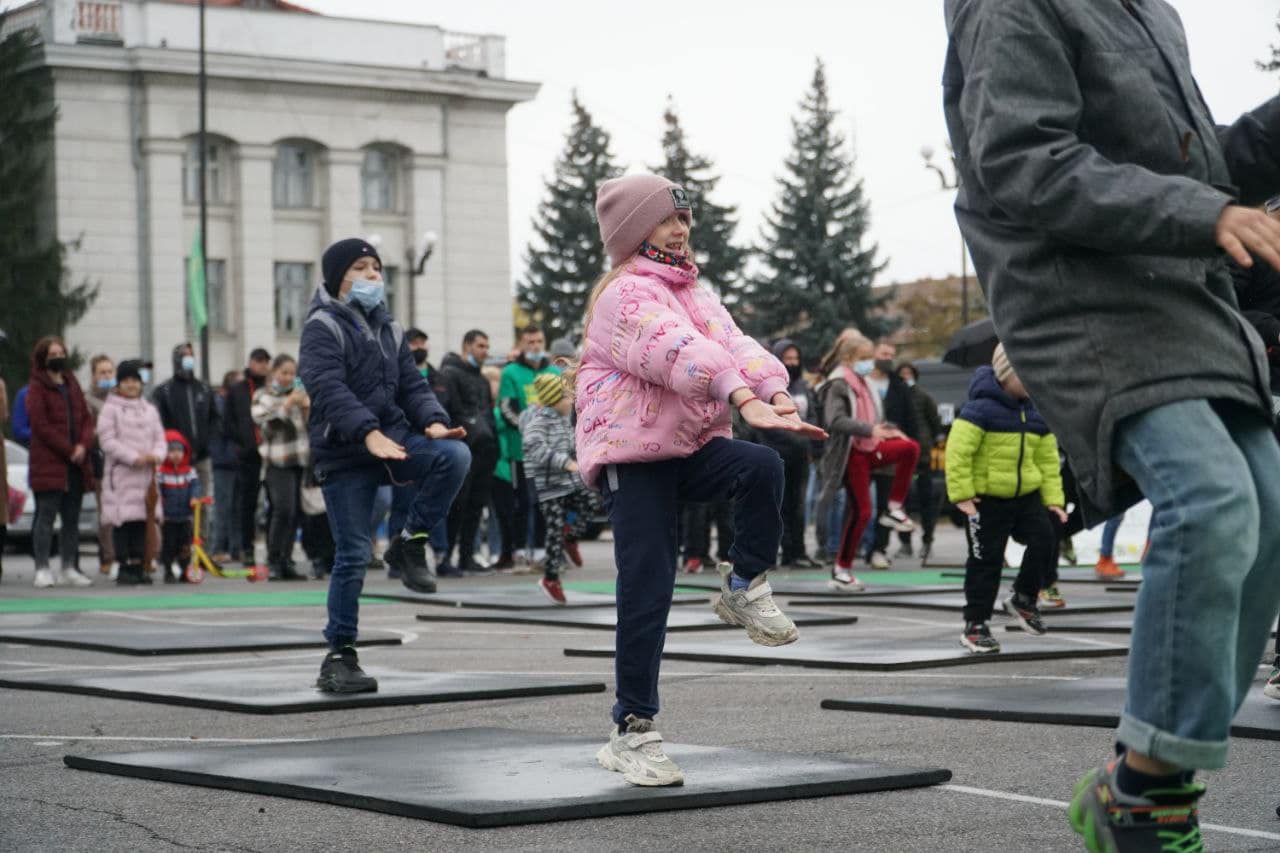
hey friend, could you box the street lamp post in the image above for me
[405,231,438,329]
[921,145,971,327]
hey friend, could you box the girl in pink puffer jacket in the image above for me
[96,360,168,585]
[578,173,826,788]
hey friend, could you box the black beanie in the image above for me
[322,238,381,297]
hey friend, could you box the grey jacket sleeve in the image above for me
[950,0,1229,255]
[1216,97,1280,206]
[822,379,874,439]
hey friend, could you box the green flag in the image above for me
[187,229,207,334]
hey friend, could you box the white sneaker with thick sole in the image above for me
[868,551,892,570]
[596,715,684,787]
[33,568,56,588]
[61,568,93,587]
[1265,667,1280,701]
[827,568,866,593]
[878,508,915,533]
[713,563,799,646]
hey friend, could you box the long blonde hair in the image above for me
[818,328,872,376]
[581,264,631,339]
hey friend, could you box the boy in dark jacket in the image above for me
[157,430,201,584]
[300,238,469,694]
[946,346,1065,654]
[522,373,593,605]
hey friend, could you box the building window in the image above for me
[183,257,229,333]
[361,147,400,212]
[274,262,312,335]
[183,139,227,204]
[273,143,315,209]
[382,266,398,317]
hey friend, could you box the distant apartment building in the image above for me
[3,0,537,377]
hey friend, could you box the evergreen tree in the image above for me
[518,92,621,339]
[1260,13,1280,74]
[747,59,887,355]
[0,16,96,399]
[652,99,747,300]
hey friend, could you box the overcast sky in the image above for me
[14,0,1280,286]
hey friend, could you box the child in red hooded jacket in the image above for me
[157,430,201,583]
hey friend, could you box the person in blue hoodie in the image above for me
[299,238,469,694]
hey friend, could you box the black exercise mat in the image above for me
[672,576,961,598]
[564,632,1128,672]
[0,621,400,656]
[0,666,604,714]
[415,608,857,632]
[1008,619,1276,637]
[783,591,1134,615]
[64,727,952,828]
[820,678,1280,740]
[940,570,1140,587]
[362,587,708,610]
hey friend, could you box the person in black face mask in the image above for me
[864,340,918,570]
[758,339,822,569]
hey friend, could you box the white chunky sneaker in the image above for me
[596,715,684,787]
[879,507,915,533]
[712,563,799,646]
[868,551,892,570]
[827,567,866,593]
[33,568,56,588]
[61,568,93,588]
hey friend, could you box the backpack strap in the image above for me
[305,312,351,358]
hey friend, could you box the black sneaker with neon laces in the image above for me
[960,621,1000,654]
[1070,756,1204,853]
[1004,592,1048,636]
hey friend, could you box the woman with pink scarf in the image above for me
[814,331,919,591]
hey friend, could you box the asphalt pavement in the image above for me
[1,525,1277,852]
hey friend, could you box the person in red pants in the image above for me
[814,331,918,592]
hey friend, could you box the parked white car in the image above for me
[5,439,99,543]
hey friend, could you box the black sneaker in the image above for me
[1004,593,1048,636]
[961,621,1000,654]
[385,535,437,594]
[315,647,379,694]
[1070,755,1204,853]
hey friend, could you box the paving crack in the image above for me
[1,794,264,852]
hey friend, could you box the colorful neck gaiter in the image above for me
[639,241,689,267]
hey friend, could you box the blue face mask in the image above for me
[139,368,152,384]
[97,378,117,391]
[904,378,916,388]
[343,278,384,311]
[180,354,196,373]
[852,359,875,377]
[466,353,479,368]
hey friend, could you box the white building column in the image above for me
[408,153,446,347]
[234,143,277,361]
[326,149,363,243]
[142,138,186,368]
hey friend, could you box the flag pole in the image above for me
[197,0,210,381]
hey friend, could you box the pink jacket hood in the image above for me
[575,256,789,489]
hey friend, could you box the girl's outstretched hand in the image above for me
[740,398,828,440]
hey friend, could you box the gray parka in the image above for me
[943,0,1280,519]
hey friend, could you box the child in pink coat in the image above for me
[96,360,168,586]
[577,173,826,787]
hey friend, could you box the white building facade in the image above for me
[4,0,537,379]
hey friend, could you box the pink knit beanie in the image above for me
[595,173,692,266]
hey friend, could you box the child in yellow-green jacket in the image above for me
[946,345,1066,654]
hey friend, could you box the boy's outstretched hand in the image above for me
[426,423,467,440]
[364,429,407,460]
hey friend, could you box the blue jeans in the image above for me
[600,437,784,724]
[211,467,241,558]
[1099,513,1124,559]
[1113,400,1280,769]
[320,436,470,650]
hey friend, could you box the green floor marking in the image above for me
[0,589,384,614]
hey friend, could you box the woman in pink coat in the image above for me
[577,173,826,788]
[96,360,167,586]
